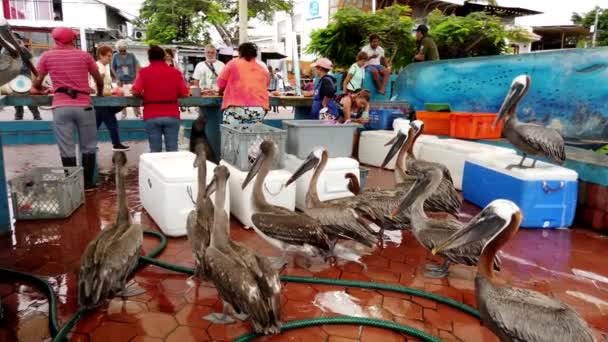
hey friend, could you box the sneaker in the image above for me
[33,116,42,120]
[112,144,130,151]
[14,116,23,121]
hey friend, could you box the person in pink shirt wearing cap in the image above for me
[32,27,104,191]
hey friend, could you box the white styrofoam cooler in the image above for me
[139,152,230,237]
[220,161,296,228]
[416,138,516,190]
[284,154,359,210]
[463,153,578,228]
[358,131,436,169]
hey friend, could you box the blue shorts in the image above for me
[365,64,385,72]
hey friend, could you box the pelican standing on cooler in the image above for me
[433,200,595,342]
[493,75,566,169]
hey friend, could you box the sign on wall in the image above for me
[306,0,326,21]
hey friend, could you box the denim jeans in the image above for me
[144,116,180,152]
[95,106,122,146]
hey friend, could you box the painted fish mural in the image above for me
[394,48,608,141]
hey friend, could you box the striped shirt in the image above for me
[37,45,98,108]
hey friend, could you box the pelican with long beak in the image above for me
[284,147,379,247]
[204,166,282,334]
[383,122,461,218]
[432,200,595,342]
[493,75,566,169]
[242,140,333,268]
[397,167,500,278]
[0,18,38,85]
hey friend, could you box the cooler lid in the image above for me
[422,138,516,155]
[283,120,359,128]
[285,154,359,171]
[468,153,578,181]
[140,152,217,183]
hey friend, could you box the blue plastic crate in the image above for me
[462,155,578,228]
[365,109,403,130]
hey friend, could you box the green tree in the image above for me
[138,0,292,45]
[572,7,608,47]
[427,9,530,58]
[306,6,416,70]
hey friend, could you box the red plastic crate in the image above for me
[416,111,451,136]
[449,112,504,140]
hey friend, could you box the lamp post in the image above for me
[239,0,248,44]
[592,6,600,47]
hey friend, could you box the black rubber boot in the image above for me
[61,157,77,176]
[82,153,97,191]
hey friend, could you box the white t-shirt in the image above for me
[90,61,112,93]
[192,60,225,90]
[361,44,384,66]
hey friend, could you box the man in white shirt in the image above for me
[361,34,391,95]
[192,44,225,94]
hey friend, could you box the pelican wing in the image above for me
[186,203,213,279]
[303,207,377,247]
[205,247,279,334]
[483,285,594,342]
[78,224,143,307]
[517,124,566,164]
[252,212,331,250]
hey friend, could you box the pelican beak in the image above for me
[285,151,319,187]
[0,19,19,58]
[432,200,521,255]
[493,77,527,129]
[384,134,399,147]
[0,20,38,76]
[242,151,266,189]
[390,173,431,216]
[205,176,217,198]
[381,131,408,168]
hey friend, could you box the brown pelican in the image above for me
[396,167,500,278]
[189,113,217,163]
[493,75,566,169]
[0,18,37,85]
[186,144,213,280]
[383,124,461,217]
[285,148,378,247]
[242,140,333,266]
[203,166,282,334]
[433,200,595,342]
[78,151,144,308]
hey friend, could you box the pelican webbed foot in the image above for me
[203,301,237,324]
[424,269,449,278]
[233,312,249,321]
[423,260,450,278]
[116,285,146,298]
[506,154,537,170]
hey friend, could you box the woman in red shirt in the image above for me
[132,45,190,152]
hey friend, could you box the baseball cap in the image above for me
[51,27,79,44]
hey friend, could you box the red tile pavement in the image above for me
[0,143,607,341]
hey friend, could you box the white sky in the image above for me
[105,0,608,28]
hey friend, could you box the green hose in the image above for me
[233,316,442,342]
[1,230,480,342]
[0,268,61,336]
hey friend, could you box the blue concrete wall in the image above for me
[394,48,608,141]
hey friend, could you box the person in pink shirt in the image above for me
[32,27,104,191]
[217,42,270,125]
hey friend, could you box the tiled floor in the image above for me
[1,143,607,342]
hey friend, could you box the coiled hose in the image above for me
[0,230,480,342]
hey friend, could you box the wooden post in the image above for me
[239,0,248,44]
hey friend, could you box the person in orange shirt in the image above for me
[217,42,270,125]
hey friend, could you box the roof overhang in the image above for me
[533,25,591,37]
